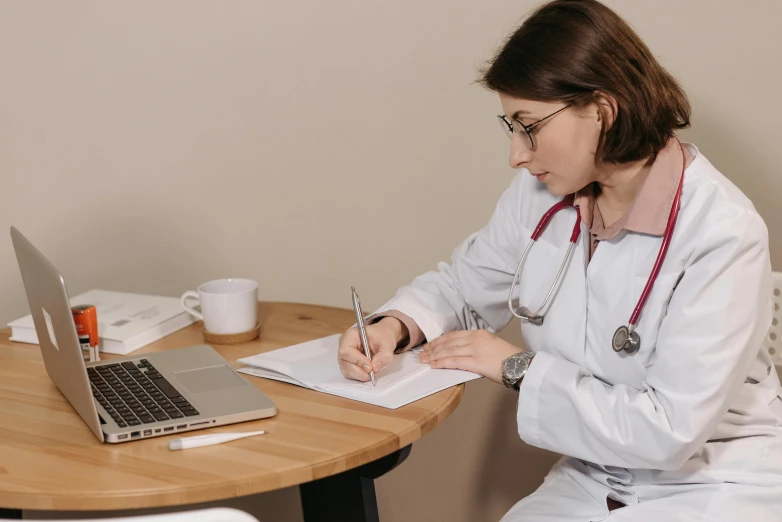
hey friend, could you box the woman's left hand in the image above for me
[418,329,524,384]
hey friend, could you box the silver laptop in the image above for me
[10,226,277,443]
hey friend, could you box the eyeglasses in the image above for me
[497,104,571,150]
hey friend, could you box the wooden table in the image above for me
[0,302,464,521]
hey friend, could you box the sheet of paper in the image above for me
[237,333,483,409]
[237,334,344,388]
[320,348,428,395]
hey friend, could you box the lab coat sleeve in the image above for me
[371,173,525,343]
[516,209,773,470]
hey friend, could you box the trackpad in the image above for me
[174,365,247,394]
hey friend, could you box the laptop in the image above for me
[10,226,277,443]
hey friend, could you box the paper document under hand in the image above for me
[237,334,481,409]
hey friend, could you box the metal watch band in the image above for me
[510,351,535,391]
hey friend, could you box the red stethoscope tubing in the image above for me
[631,157,684,326]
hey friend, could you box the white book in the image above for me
[8,289,198,355]
[237,334,482,409]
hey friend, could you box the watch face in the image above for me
[504,354,526,380]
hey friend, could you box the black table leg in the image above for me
[0,509,21,519]
[300,444,412,522]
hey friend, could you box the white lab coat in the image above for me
[373,143,782,521]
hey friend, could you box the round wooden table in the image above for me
[0,302,464,521]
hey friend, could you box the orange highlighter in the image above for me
[72,304,99,362]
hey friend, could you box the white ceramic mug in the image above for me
[180,278,259,334]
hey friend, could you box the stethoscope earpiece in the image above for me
[518,306,544,326]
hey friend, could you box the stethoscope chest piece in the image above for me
[612,325,641,354]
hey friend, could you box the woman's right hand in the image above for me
[338,317,406,381]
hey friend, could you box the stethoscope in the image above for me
[507,142,686,355]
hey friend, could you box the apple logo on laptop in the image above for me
[42,306,59,350]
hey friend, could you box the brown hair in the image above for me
[479,0,690,164]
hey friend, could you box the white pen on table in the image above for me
[351,286,376,387]
[168,430,266,451]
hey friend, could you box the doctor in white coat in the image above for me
[337,0,782,520]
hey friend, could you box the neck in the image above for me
[594,156,653,214]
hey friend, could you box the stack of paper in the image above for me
[8,289,197,355]
[237,334,482,409]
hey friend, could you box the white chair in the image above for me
[764,271,782,366]
[23,507,259,522]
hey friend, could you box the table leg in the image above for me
[0,509,21,519]
[300,444,412,522]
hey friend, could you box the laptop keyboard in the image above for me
[88,359,199,428]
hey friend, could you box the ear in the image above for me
[593,91,619,130]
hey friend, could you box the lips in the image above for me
[531,171,549,181]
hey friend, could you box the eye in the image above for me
[526,123,540,135]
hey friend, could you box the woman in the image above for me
[338,0,782,520]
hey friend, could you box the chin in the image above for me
[545,183,570,197]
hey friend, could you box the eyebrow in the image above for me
[511,109,531,119]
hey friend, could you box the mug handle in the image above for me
[180,291,203,320]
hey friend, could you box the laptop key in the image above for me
[127,419,142,426]
[172,397,188,404]
[116,421,127,428]
[183,409,200,417]
[168,411,184,419]
[153,412,169,421]
[139,415,155,424]
[149,376,182,399]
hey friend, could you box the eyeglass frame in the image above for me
[497,104,572,150]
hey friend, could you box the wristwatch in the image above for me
[501,351,535,391]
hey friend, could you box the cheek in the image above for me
[545,121,600,193]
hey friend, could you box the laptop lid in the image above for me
[10,226,104,442]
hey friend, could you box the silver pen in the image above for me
[351,286,376,387]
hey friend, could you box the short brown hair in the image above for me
[479,0,690,164]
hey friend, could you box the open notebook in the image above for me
[236,334,481,409]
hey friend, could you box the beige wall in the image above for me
[2,1,780,521]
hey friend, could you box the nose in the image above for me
[509,134,533,169]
